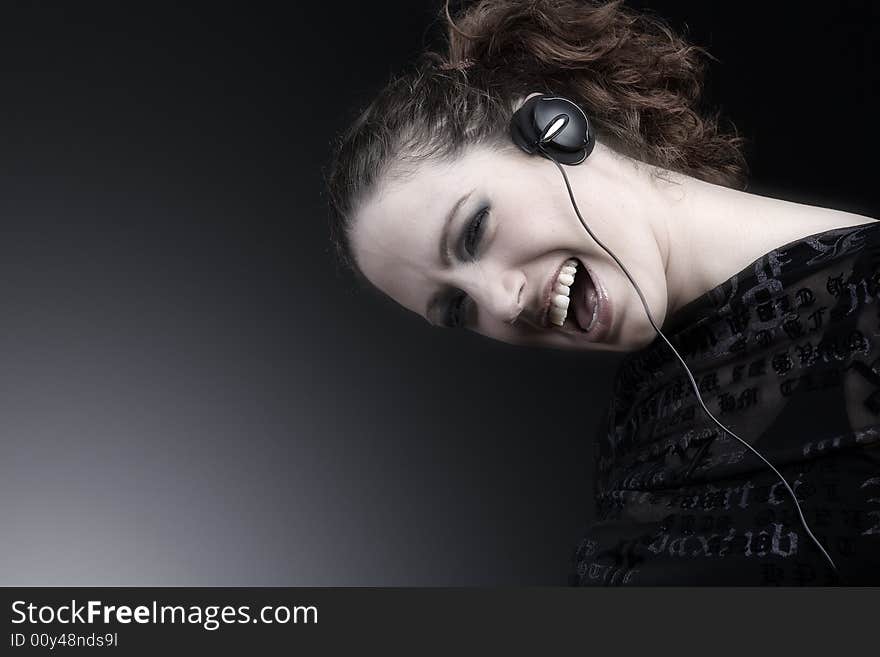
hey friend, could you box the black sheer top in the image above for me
[572,220,880,585]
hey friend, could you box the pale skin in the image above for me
[351,105,876,353]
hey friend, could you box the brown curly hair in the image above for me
[326,0,748,278]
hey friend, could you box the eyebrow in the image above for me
[438,189,473,268]
[426,189,474,324]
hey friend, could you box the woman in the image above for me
[326,0,880,584]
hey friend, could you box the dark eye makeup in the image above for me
[463,207,489,258]
[443,293,468,329]
[442,206,490,329]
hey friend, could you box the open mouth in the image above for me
[570,259,599,331]
[545,257,608,341]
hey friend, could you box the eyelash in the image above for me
[444,207,489,329]
[463,207,489,258]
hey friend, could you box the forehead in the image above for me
[351,149,496,316]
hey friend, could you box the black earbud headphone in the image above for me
[510,95,596,164]
[510,93,841,580]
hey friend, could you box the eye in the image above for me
[463,207,489,258]
[440,206,488,329]
[443,292,469,329]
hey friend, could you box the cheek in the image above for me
[493,181,557,242]
[517,186,582,244]
[501,207,567,250]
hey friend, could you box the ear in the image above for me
[510,94,596,165]
[510,93,547,156]
[515,91,544,112]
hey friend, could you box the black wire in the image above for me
[537,143,840,577]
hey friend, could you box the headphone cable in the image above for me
[539,145,840,578]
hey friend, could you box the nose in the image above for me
[469,267,526,325]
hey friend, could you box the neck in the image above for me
[575,142,876,324]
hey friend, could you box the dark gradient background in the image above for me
[0,1,876,585]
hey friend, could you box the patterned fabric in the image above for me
[571,220,880,585]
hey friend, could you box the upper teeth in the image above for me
[549,259,578,326]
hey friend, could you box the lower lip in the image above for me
[580,264,612,343]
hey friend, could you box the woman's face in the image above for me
[351,142,671,352]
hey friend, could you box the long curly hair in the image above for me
[326,0,748,278]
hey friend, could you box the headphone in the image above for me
[510,94,841,580]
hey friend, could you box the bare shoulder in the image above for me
[764,201,878,246]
